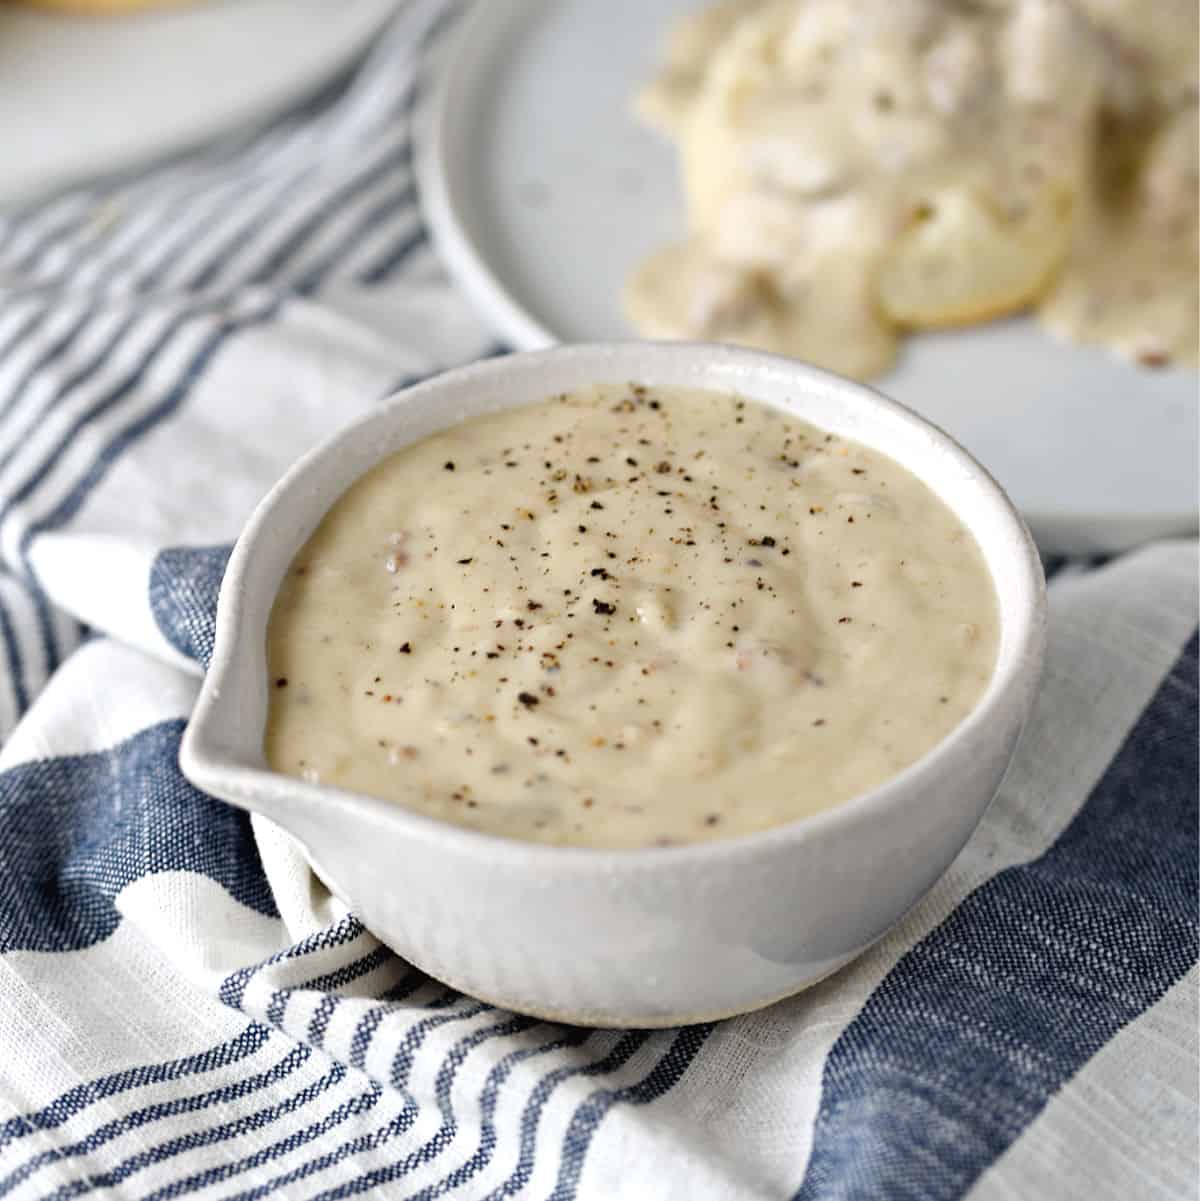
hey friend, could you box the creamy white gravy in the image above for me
[265,385,999,849]
[627,0,1198,377]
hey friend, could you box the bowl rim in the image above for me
[180,340,1047,871]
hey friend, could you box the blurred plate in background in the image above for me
[0,0,401,208]
[418,0,1199,555]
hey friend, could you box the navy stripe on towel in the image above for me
[0,718,276,955]
[479,1031,647,1201]
[0,1044,314,1197]
[205,1003,496,1201]
[44,1062,354,1201]
[392,1028,594,1201]
[795,631,1199,1201]
[0,1023,271,1151]
[0,586,28,717]
[304,1015,542,1201]
[149,544,233,669]
[547,1024,716,1201]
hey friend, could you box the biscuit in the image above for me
[876,185,1074,329]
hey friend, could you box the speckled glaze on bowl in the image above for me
[180,342,1045,1028]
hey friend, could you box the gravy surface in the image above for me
[265,385,999,848]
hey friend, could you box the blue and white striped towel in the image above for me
[0,3,1196,1198]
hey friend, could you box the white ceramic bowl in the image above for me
[181,343,1046,1028]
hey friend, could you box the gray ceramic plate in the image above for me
[417,0,1199,556]
[0,0,402,208]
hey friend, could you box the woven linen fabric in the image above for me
[0,2,1197,1198]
